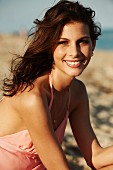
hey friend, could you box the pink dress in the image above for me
[0,81,70,170]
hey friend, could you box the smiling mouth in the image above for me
[65,60,84,67]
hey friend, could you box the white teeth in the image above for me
[66,61,80,65]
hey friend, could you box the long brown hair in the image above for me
[3,0,101,96]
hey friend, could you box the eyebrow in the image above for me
[59,36,90,41]
[58,38,69,40]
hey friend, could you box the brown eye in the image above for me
[78,39,90,46]
[57,41,68,46]
[82,40,89,44]
[57,41,68,45]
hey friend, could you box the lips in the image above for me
[65,60,82,68]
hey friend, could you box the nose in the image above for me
[68,43,80,57]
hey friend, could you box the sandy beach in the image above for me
[0,34,113,170]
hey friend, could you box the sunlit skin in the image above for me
[52,22,95,90]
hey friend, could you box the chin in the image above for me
[70,70,84,77]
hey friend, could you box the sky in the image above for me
[0,0,113,33]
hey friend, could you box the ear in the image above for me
[92,40,96,51]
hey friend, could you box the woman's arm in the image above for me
[16,90,70,170]
[69,80,113,169]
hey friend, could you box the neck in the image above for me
[50,69,74,92]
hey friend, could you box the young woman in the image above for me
[0,1,113,169]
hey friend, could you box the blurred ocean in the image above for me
[96,29,113,50]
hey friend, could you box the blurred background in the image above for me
[0,1,113,169]
[0,0,113,50]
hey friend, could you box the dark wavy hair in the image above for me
[3,0,101,96]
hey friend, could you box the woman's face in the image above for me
[53,22,95,78]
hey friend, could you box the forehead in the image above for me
[60,22,90,38]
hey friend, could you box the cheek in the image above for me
[53,48,65,60]
[88,48,93,58]
[86,53,92,61]
[83,46,92,57]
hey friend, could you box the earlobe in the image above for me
[92,51,94,57]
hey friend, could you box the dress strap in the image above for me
[48,74,70,113]
[49,74,54,109]
[0,96,4,102]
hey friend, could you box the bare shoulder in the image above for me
[11,76,52,133]
[14,75,50,115]
[18,88,48,112]
[69,78,88,112]
[70,78,87,97]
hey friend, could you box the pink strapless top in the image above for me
[0,79,70,170]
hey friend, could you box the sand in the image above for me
[0,34,113,170]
